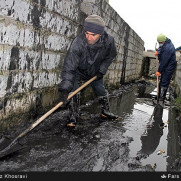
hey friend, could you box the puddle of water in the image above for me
[110,83,170,171]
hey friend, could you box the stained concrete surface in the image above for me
[0,79,181,173]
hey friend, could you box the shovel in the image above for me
[147,45,160,126]
[0,76,97,159]
[156,57,159,104]
[146,74,159,128]
[155,42,159,104]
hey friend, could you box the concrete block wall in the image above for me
[100,3,144,86]
[149,57,157,75]
[0,0,144,126]
[142,51,157,77]
[175,53,181,96]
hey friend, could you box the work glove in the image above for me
[155,71,161,76]
[154,51,158,56]
[59,90,69,104]
[96,72,104,80]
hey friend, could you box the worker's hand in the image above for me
[155,71,161,76]
[59,90,69,104]
[155,51,158,56]
[96,72,104,80]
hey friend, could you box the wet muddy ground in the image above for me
[0,79,181,173]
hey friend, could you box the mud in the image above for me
[0,79,181,172]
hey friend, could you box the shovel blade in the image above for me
[0,136,12,151]
[0,137,24,159]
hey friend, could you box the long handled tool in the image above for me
[156,58,159,104]
[146,44,160,126]
[155,43,159,103]
[0,76,97,159]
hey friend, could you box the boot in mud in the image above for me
[66,93,80,127]
[152,99,158,105]
[67,117,77,127]
[101,109,119,120]
[158,86,167,108]
[99,95,119,120]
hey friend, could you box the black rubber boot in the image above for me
[158,86,167,107]
[152,99,158,105]
[67,93,80,127]
[99,96,119,120]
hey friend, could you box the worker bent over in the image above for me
[58,14,118,127]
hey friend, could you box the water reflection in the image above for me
[139,106,164,156]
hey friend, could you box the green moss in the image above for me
[175,96,181,112]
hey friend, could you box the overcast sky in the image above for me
[109,0,181,51]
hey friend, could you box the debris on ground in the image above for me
[152,163,157,170]
[157,150,165,155]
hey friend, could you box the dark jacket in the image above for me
[158,38,176,73]
[59,31,117,92]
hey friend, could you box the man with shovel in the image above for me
[155,33,176,107]
[58,14,118,127]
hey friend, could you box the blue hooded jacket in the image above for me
[158,38,176,73]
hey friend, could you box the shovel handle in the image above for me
[17,76,97,139]
[155,54,159,102]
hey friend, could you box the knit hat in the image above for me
[84,14,105,35]
[157,33,166,42]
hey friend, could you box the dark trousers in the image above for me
[67,74,118,121]
[160,69,175,88]
[158,69,175,103]
[67,74,107,121]
[71,74,106,97]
